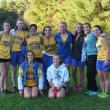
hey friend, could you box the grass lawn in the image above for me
[0,67,110,110]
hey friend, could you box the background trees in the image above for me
[0,0,110,30]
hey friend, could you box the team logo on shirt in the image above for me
[29,41,40,50]
[13,36,23,45]
[3,41,10,47]
[54,69,61,79]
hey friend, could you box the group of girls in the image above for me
[0,19,110,99]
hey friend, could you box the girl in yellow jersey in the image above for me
[93,25,110,98]
[42,25,56,88]
[18,51,43,98]
[26,24,42,63]
[10,19,27,92]
[0,21,13,94]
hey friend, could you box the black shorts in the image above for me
[0,59,10,63]
[35,58,42,63]
[24,85,37,88]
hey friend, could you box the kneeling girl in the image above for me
[18,51,43,98]
[47,55,69,98]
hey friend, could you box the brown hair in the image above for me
[42,25,52,35]
[94,25,103,33]
[53,54,63,65]
[26,50,35,62]
[83,22,91,28]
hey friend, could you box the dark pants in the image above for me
[87,55,98,91]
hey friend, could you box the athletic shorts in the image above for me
[96,60,110,72]
[11,51,24,65]
[0,58,10,63]
[24,85,37,88]
[42,53,53,87]
[21,45,27,56]
[42,53,53,73]
[62,55,72,64]
[71,58,86,68]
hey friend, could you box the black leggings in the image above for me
[87,55,98,91]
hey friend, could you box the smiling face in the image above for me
[93,27,102,37]
[44,27,51,36]
[53,55,61,67]
[83,24,91,35]
[16,20,24,30]
[59,22,67,34]
[30,26,37,35]
[76,23,83,34]
[3,22,10,32]
[27,51,34,63]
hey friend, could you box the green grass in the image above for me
[0,69,110,110]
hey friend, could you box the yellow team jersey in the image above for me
[0,33,13,59]
[96,37,110,60]
[42,36,56,55]
[61,34,68,44]
[12,31,27,51]
[26,36,42,58]
[25,65,37,87]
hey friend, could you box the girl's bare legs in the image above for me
[32,86,38,97]
[97,69,105,92]
[4,62,9,90]
[72,67,78,90]
[24,86,39,98]
[48,88,54,98]
[24,87,31,98]
[79,67,85,89]
[103,72,109,93]
[0,62,9,92]
[12,65,17,88]
[57,88,65,98]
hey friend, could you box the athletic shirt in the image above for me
[26,36,42,58]
[12,31,27,52]
[96,37,110,60]
[25,65,36,87]
[61,34,68,44]
[85,32,97,56]
[0,33,13,59]
[42,36,56,55]
[55,32,72,57]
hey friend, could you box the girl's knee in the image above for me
[24,95,31,98]
[57,89,65,98]
[48,88,54,98]
[32,91,38,97]
[32,94,38,98]
[48,92,54,98]
[57,94,64,98]
[24,87,31,98]
[24,92,31,98]
[32,86,38,97]
[48,95,54,98]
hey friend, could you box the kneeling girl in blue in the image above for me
[18,51,43,98]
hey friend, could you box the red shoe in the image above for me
[78,85,84,91]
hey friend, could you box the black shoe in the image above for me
[12,87,18,93]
